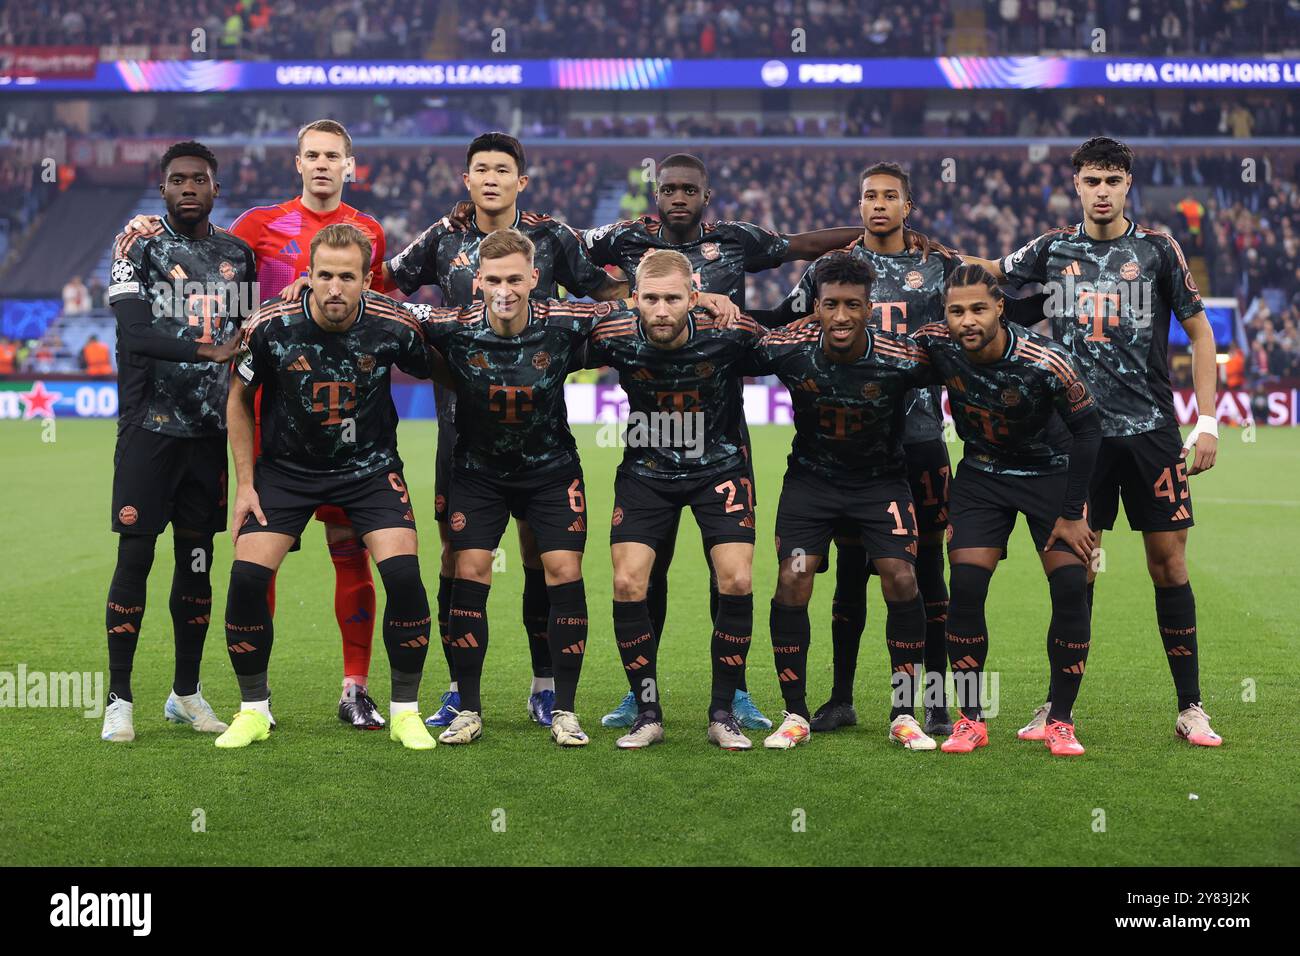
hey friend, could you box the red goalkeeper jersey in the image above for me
[229,195,391,297]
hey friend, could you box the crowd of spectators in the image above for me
[4,0,1298,58]
[5,90,1299,149]
[456,1,950,58]
[0,0,441,58]
[990,0,1300,57]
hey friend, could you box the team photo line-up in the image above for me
[98,121,1223,757]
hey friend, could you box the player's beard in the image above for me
[645,315,687,345]
[958,323,997,353]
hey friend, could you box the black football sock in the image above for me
[449,579,490,713]
[225,560,276,701]
[1047,565,1090,723]
[705,545,721,631]
[546,580,588,713]
[437,574,456,683]
[647,525,676,649]
[886,594,927,720]
[613,599,660,718]
[169,534,213,697]
[106,534,156,703]
[376,555,432,704]
[1049,579,1094,703]
[1155,582,1201,711]
[770,601,811,719]
[522,565,553,680]
[916,541,949,710]
[946,563,992,722]
[709,592,753,720]
[830,542,869,704]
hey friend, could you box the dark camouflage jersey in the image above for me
[912,320,1096,476]
[387,208,611,426]
[413,298,614,479]
[235,290,431,480]
[107,219,256,437]
[747,323,930,480]
[585,309,764,480]
[1000,219,1202,438]
[769,237,959,445]
[582,217,789,310]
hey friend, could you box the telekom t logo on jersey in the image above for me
[875,301,908,334]
[489,385,534,423]
[312,381,357,424]
[1077,289,1121,342]
[185,294,225,343]
[817,402,864,439]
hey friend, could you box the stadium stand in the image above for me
[3,0,1298,57]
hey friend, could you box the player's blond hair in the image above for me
[297,119,353,157]
[310,223,372,274]
[637,248,694,288]
[479,227,536,264]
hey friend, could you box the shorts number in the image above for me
[389,473,409,503]
[886,500,917,536]
[918,465,950,507]
[567,479,585,514]
[715,478,753,514]
[1153,462,1189,503]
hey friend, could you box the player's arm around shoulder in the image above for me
[746,318,817,375]
[587,306,638,350]
[385,216,454,296]
[875,325,935,384]
[908,321,950,354]
[560,296,634,336]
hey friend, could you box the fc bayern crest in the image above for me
[593,301,613,317]
[357,354,376,373]
[905,270,924,289]
[700,242,721,261]
[1120,261,1140,281]
[219,260,236,280]
[695,361,714,378]
[532,351,551,370]
[861,382,881,400]
[1001,388,1022,407]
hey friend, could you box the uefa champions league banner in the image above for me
[2,380,1297,426]
[7,57,1300,93]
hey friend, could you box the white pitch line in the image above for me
[1199,497,1300,507]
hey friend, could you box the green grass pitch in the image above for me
[1,418,1296,866]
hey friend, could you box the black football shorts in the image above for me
[448,464,587,555]
[775,465,918,566]
[1089,426,1194,532]
[112,424,227,535]
[946,462,1078,554]
[610,466,756,552]
[239,461,417,540]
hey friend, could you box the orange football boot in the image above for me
[1044,719,1085,756]
[940,715,989,753]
